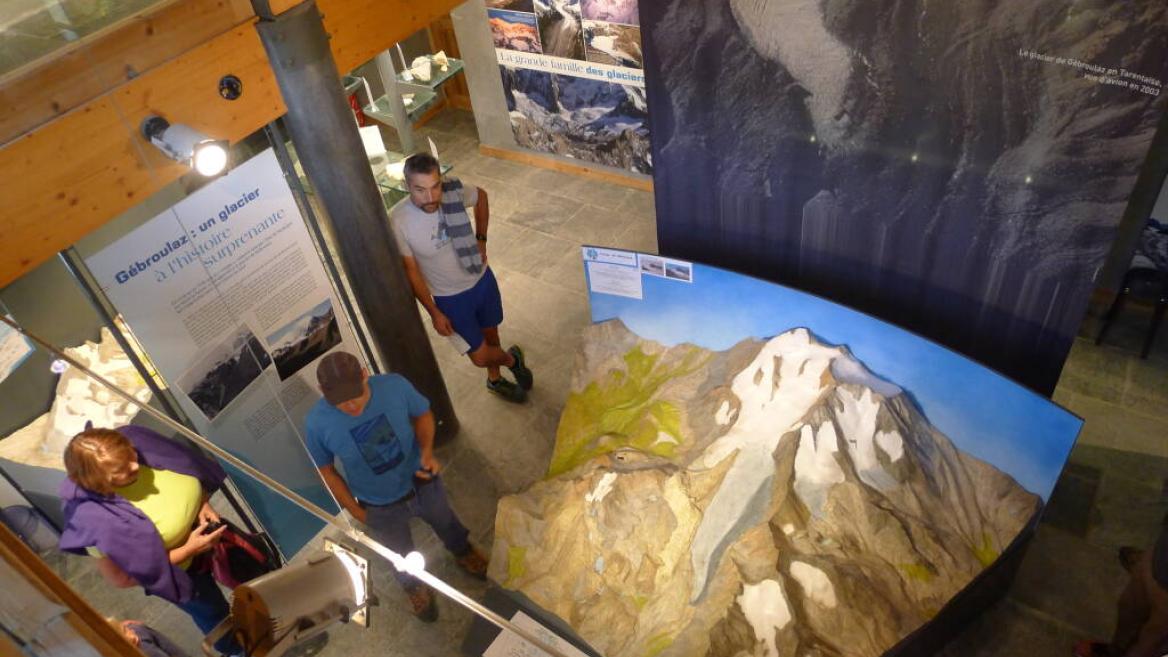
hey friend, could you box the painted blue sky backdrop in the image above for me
[585,251,1082,500]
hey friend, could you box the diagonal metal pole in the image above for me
[0,314,579,657]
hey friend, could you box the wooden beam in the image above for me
[0,524,140,657]
[479,144,654,191]
[0,0,255,146]
[0,24,284,285]
[0,0,462,288]
[319,0,462,74]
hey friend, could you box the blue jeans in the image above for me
[363,475,470,589]
[176,567,241,655]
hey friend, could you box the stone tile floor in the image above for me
[52,107,1168,657]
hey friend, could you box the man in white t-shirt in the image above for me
[390,153,532,403]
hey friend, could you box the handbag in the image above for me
[208,519,280,589]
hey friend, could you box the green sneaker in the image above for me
[486,377,527,403]
[507,345,533,390]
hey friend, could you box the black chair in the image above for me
[1095,266,1168,358]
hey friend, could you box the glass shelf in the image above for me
[396,57,465,90]
[363,84,438,125]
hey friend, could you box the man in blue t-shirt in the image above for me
[305,351,487,621]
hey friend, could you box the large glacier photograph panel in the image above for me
[640,0,1168,394]
[500,66,652,173]
[488,250,1082,657]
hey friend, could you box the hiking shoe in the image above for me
[406,584,438,622]
[455,546,488,580]
[507,345,533,390]
[486,377,526,403]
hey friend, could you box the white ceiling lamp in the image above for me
[140,115,230,176]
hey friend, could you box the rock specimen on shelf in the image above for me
[490,319,1039,657]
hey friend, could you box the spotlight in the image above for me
[203,540,371,657]
[141,115,229,176]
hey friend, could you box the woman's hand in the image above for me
[197,499,220,526]
[118,621,142,647]
[188,521,227,553]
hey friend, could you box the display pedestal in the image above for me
[461,586,601,657]
[885,511,1041,656]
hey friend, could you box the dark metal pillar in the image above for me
[253,1,458,440]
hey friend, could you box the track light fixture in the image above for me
[140,115,230,176]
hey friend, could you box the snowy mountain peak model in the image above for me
[490,320,1040,657]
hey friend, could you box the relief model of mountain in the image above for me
[501,67,652,173]
[490,320,1040,657]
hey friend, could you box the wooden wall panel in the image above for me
[0,0,461,288]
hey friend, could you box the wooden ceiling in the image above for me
[0,0,462,288]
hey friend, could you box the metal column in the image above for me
[252,1,458,440]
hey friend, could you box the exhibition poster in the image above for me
[641,0,1168,393]
[486,0,651,174]
[0,316,34,385]
[84,149,354,556]
[486,246,1082,657]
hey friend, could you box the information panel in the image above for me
[84,150,354,556]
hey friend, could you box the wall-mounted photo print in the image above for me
[535,0,585,60]
[265,299,342,381]
[486,0,535,11]
[501,68,651,174]
[488,9,543,53]
[177,327,271,422]
[663,259,692,282]
[639,254,664,277]
[581,0,638,26]
[583,20,642,69]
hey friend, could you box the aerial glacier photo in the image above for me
[500,66,652,173]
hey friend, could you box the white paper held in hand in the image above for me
[446,332,470,355]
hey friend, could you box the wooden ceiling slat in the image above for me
[0,0,256,146]
[0,0,462,288]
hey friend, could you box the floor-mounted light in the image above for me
[140,115,230,176]
[203,540,371,657]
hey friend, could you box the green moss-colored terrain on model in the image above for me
[548,345,707,477]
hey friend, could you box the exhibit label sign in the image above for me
[84,149,355,556]
[486,0,651,174]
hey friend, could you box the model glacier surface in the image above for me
[490,320,1038,657]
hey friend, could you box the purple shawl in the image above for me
[58,425,227,603]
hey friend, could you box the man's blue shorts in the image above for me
[433,268,503,353]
